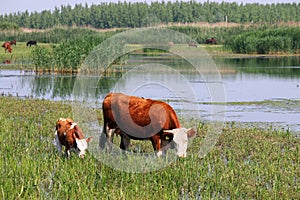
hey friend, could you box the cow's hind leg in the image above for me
[99,121,108,150]
[119,133,130,151]
[106,128,116,151]
[99,129,107,150]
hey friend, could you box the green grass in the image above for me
[0,97,299,199]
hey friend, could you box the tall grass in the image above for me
[0,96,299,199]
[30,32,117,72]
[225,27,300,54]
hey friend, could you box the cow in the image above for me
[205,37,217,44]
[2,42,12,53]
[26,40,37,47]
[54,118,92,158]
[100,93,196,158]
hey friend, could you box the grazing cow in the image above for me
[2,42,12,53]
[26,40,37,47]
[188,41,197,48]
[100,93,196,157]
[54,118,92,158]
[205,37,217,44]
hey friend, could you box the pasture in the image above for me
[0,41,52,69]
[0,96,299,199]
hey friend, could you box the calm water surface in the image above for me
[1,55,300,134]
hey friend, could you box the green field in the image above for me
[0,42,53,69]
[0,97,299,199]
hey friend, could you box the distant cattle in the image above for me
[26,40,37,47]
[100,93,196,157]
[205,37,217,44]
[2,60,11,64]
[2,42,12,53]
[54,118,92,158]
[188,41,197,48]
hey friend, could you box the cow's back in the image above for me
[102,93,181,138]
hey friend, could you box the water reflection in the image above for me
[0,55,300,134]
[215,56,300,78]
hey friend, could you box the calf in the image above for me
[100,93,196,157]
[54,118,92,158]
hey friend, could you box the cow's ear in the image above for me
[187,128,196,138]
[67,119,73,125]
[65,118,74,125]
[74,125,85,139]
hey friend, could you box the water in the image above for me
[0,55,300,134]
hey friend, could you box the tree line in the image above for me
[1,1,300,29]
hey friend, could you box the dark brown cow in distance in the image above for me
[205,37,217,44]
[54,118,92,158]
[100,93,196,157]
[26,40,37,47]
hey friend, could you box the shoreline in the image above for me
[1,44,300,71]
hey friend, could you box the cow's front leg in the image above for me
[65,147,71,158]
[160,139,170,156]
[151,135,163,156]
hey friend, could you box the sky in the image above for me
[0,0,298,15]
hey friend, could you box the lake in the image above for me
[1,54,300,135]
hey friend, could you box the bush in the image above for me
[31,46,53,71]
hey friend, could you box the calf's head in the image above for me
[55,118,92,158]
[163,128,196,158]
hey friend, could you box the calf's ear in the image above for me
[73,125,85,139]
[187,128,196,138]
[86,136,93,143]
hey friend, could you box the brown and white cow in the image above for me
[54,118,92,158]
[100,93,196,157]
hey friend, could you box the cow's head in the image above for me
[68,123,93,158]
[163,128,196,158]
[56,118,74,137]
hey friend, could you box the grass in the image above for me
[0,96,299,199]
